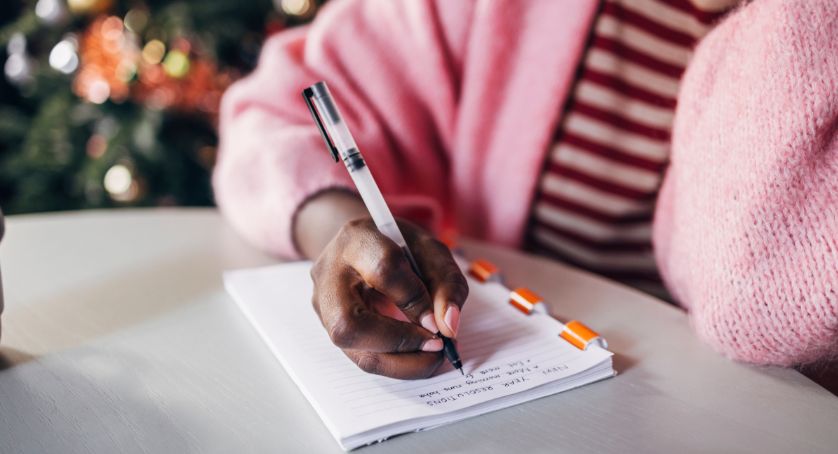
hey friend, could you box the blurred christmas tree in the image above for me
[0,0,323,213]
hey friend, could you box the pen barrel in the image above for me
[351,165,409,250]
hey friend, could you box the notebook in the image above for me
[223,259,615,450]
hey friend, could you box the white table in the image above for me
[0,209,835,453]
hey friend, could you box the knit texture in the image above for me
[653,0,838,366]
[215,0,838,366]
[213,0,599,258]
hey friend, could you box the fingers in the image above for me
[403,229,469,339]
[309,216,463,380]
[340,219,435,327]
[315,270,443,354]
[344,349,444,380]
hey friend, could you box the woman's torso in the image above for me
[524,0,727,298]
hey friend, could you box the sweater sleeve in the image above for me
[653,0,838,366]
[213,0,472,257]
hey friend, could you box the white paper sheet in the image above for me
[224,261,613,450]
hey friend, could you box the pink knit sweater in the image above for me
[214,0,837,367]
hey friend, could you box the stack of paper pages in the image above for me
[224,261,614,450]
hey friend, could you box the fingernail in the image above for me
[420,312,439,333]
[421,338,443,352]
[444,305,460,337]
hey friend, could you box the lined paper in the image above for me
[224,261,613,450]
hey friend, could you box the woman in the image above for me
[213,0,837,382]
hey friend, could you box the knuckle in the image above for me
[336,221,364,249]
[396,219,421,240]
[381,242,403,267]
[373,246,402,279]
[414,233,448,257]
[344,217,374,235]
[328,319,357,348]
[310,258,323,283]
[355,352,381,375]
[423,237,448,252]
[340,219,361,235]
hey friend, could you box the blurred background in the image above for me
[0,0,326,214]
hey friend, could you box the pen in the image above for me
[303,81,464,376]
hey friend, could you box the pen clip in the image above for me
[303,86,339,162]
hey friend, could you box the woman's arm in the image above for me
[214,0,474,378]
[654,0,838,366]
[214,0,473,258]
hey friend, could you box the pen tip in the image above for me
[459,368,464,376]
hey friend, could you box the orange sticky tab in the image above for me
[559,320,603,350]
[468,259,499,282]
[509,287,543,314]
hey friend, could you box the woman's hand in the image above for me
[309,217,468,379]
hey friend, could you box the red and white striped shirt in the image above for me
[525,0,726,298]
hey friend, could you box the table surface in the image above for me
[0,209,835,454]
